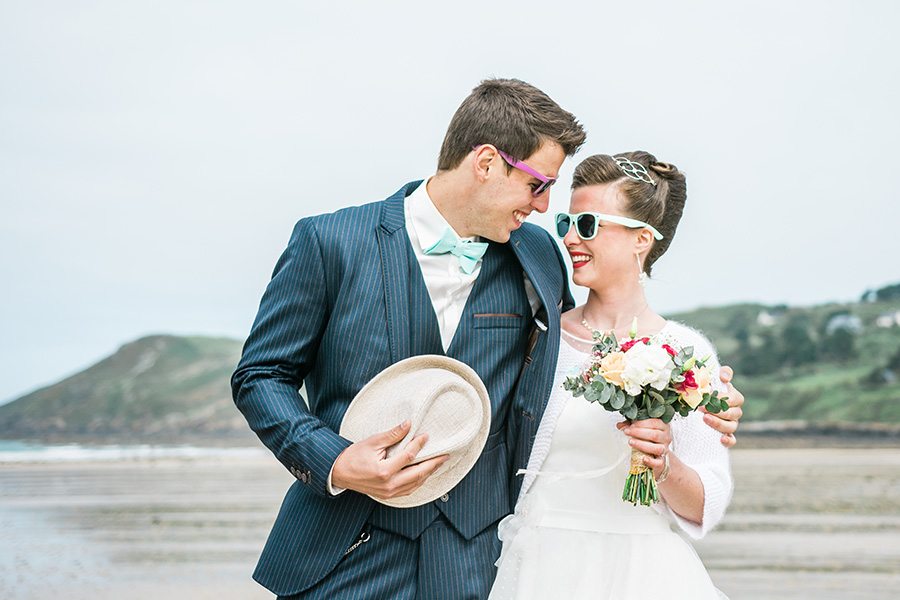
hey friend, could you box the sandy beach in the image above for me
[2,447,899,599]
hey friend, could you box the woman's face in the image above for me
[563,183,642,291]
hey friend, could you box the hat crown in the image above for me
[385,371,483,463]
[339,355,492,508]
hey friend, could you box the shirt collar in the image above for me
[407,179,477,252]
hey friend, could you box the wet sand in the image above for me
[2,448,899,599]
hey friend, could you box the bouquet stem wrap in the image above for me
[623,447,659,506]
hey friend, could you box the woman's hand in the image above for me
[617,418,672,479]
[618,418,705,523]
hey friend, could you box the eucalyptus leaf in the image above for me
[600,384,613,404]
[663,404,676,423]
[704,393,722,413]
[649,401,665,418]
[624,402,638,420]
[610,390,625,410]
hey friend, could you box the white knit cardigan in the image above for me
[518,321,734,539]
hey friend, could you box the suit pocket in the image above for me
[472,313,523,329]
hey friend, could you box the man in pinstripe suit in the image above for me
[232,79,742,599]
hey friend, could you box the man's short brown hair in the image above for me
[437,78,586,171]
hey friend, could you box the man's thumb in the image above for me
[373,419,411,448]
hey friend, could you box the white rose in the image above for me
[621,343,675,396]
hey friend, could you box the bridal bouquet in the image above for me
[563,322,729,506]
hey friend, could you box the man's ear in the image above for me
[472,145,498,183]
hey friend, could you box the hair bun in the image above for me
[649,161,678,178]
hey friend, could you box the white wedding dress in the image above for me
[489,323,732,600]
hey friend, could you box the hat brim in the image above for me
[339,355,491,508]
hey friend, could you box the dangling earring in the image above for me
[636,253,647,287]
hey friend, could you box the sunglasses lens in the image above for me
[576,214,597,239]
[532,178,556,198]
[555,214,571,238]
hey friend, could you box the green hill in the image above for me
[667,298,900,424]
[0,335,254,443]
[3,291,899,445]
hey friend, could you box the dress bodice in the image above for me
[523,332,670,535]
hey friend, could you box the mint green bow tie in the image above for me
[424,227,489,275]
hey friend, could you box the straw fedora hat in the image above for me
[339,355,491,508]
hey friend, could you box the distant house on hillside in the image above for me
[756,310,781,327]
[826,313,863,334]
[876,311,900,328]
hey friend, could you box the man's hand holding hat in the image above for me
[332,420,450,500]
[334,355,492,507]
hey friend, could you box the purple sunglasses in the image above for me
[473,145,558,198]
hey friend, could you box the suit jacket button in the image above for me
[289,466,297,476]
[300,471,309,484]
[440,494,449,503]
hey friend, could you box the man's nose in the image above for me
[531,190,551,213]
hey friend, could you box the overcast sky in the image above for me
[2,1,898,404]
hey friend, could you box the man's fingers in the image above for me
[720,365,734,383]
[726,388,745,409]
[369,420,412,450]
[372,454,449,499]
[706,416,738,435]
[385,432,430,471]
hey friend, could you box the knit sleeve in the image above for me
[658,322,733,539]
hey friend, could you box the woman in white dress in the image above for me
[489,152,732,600]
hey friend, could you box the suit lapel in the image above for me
[376,181,423,363]
[508,227,565,419]
[508,227,562,323]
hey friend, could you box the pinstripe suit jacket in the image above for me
[232,181,573,596]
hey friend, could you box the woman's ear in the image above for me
[634,228,655,255]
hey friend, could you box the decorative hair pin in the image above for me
[614,156,657,186]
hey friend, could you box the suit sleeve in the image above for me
[231,218,352,498]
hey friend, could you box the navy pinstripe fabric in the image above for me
[232,182,573,597]
[277,516,501,600]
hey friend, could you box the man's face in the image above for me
[467,141,566,243]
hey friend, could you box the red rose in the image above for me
[676,368,698,394]
[619,337,650,353]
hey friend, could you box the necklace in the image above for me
[581,304,650,339]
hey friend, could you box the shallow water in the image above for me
[1,448,898,599]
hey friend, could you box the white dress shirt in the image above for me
[405,181,483,351]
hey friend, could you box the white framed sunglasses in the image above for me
[554,212,664,241]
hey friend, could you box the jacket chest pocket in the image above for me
[472,313,523,329]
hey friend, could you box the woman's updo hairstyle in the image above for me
[571,151,687,276]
